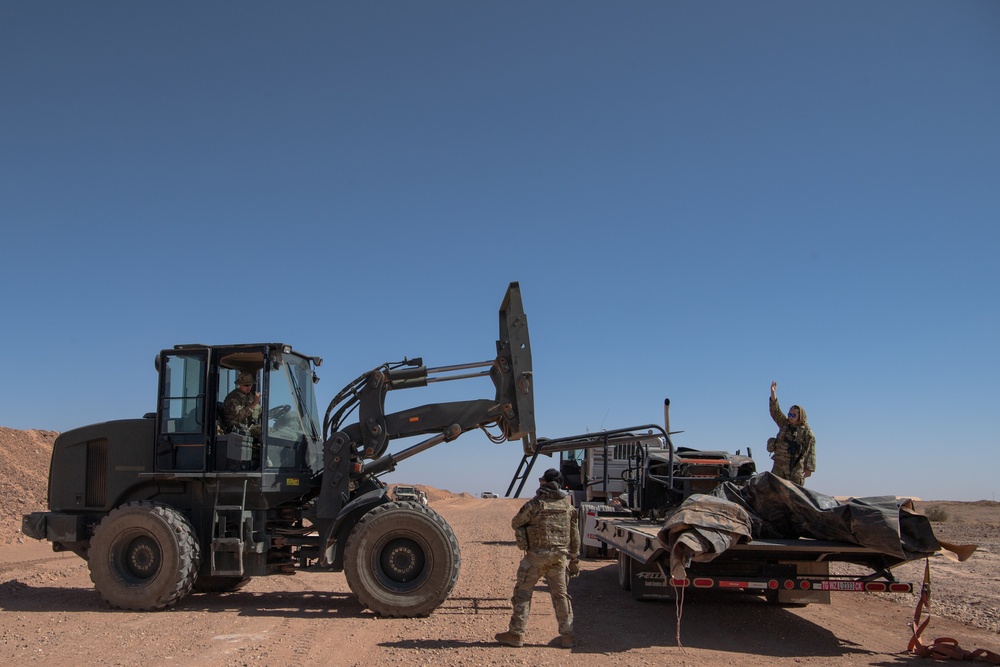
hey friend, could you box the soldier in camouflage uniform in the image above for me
[766,381,816,485]
[222,372,261,439]
[495,468,580,649]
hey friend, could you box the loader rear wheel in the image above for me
[344,501,460,617]
[88,501,200,610]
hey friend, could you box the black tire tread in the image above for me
[88,501,200,610]
[343,501,460,618]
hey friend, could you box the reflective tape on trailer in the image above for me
[666,576,912,593]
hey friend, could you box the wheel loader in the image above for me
[23,283,534,616]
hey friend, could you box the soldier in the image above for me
[766,381,816,485]
[222,372,262,439]
[495,468,580,649]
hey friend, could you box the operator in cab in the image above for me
[222,372,262,439]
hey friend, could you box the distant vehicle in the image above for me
[393,485,420,502]
[481,491,498,498]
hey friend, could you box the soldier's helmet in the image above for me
[542,468,563,486]
[236,372,255,386]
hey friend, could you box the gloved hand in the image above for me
[514,526,529,551]
[567,559,581,578]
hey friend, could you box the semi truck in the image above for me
[23,283,534,616]
[507,401,936,606]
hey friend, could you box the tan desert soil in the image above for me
[1,426,997,665]
[0,427,56,546]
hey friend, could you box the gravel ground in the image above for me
[2,426,997,665]
[832,500,1000,635]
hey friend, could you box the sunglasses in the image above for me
[788,413,799,418]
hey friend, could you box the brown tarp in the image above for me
[656,493,752,579]
[656,472,975,572]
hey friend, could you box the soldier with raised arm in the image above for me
[767,381,817,485]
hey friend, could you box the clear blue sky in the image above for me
[2,2,997,502]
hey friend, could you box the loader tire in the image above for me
[88,501,200,610]
[344,501,460,617]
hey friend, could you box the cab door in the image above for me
[155,350,210,472]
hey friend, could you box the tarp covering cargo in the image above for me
[656,493,753,579]
[657,472,974,574]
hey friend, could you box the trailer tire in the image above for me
[88,501,200,610]
[344,502,460,617]
[617,550,632,591]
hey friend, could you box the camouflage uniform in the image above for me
[223,381,261,439]
[504,482,580,643]
[767,397,816,485]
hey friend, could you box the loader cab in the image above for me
[154,343,323,475]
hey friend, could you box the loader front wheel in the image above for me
[344,501,460,617]
[88,501,200,610]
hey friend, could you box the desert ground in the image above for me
[1,426,998,666]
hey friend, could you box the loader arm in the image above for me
[313,282,535,559]
[323,281,534,463]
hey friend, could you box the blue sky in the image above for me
[2,2,997,502]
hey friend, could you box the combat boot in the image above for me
[494,631,524,648]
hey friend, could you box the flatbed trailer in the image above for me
[595,517,914,605]
[505,411,919,607]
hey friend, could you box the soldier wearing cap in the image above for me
[222,372,262,438]
[495,468,580,649]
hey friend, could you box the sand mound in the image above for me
[0,426,57,545]
[389,483,473,503]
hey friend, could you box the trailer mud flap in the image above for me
[768,561,831,605]
[630,560,677,601]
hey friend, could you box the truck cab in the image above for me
[392,485,419,502]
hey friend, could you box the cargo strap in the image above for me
[658,561,686,651]
[908,559,1000,663]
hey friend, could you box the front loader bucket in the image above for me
[494,282,535,442]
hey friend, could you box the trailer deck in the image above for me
[594,517,914,603]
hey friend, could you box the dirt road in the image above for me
[2,495,997,667]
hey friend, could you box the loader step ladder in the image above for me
[210,480,250,577]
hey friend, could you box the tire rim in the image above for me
[374,536,428,592]
[110,529,163,585]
